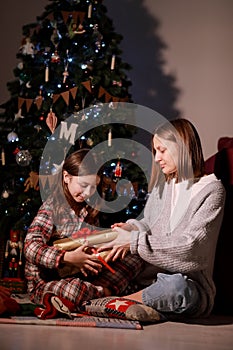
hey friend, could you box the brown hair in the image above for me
[53,149,100,225]
[149,118,205,190]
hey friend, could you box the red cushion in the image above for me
[218,137,233,151]
[205,145,233,185]
[205,137,233,315]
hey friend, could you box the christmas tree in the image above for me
[0,0,148,287]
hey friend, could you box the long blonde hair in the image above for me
[149,118,205,191]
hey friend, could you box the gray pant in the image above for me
[142,273,199,314]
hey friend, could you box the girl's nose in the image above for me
[83,186,94,197]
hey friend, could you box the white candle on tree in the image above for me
[88,4,92,18]
[1,148,5,166]
[108,129,112,147]
[45,66,49,82]
[110,55,116,70]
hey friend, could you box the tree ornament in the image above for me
[19,72,29,84]
[68,20,77,38]
[24,171,39,192]
[114,160,122,178]
[69,21,86,38]
[86,137,94,146]
[76,23,86,34]
[14,108,25,121]
[93,24,103,50]
[13,147,20,155]
[63,64,69,83]
[74,103,80,111]
[19,37,34,56]
[34,125,42,132]
[2,189,9,199]
[112,80,122,87]
[17,61,24,70]
[5,230,23,277]
[50,27,61,47]
[51,50,60,63]
[15,150,32,167]
[46,108,57,133]
[7,131,19,143]
[26,81,32,88]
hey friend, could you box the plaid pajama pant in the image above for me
[30,253,144,308]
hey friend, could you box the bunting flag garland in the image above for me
[70,87,78,100]
[61,91,70,106]
[27,24,41,38]
[52,94,60,104]
[35,95,43,110]
[98,86,127,103]
[18,97,25,110]
[61,11,86,25]
[39,174,60,191]
[26,10,88,41]
[105,92,112,103]
[98,86,105,98]
[25,99,33,113]
[81,80,92,93]
[98,86,111,101]
[17,84,127,114]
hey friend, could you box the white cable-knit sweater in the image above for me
[128,174,225,317]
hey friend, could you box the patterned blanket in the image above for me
[0,293,143,330]
[0,315,142,329]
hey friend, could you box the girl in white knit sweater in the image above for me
[99,119,225,318]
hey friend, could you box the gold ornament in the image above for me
[24,171,39,192]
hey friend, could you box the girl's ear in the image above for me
[63,170,70,184]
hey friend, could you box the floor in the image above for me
[0,314,232,350]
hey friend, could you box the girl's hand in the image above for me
[63,244,102,277]
[97,227,131,262]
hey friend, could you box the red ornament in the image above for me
[51,50,60,63]
[114,161,122,178]
[13,147,20,155]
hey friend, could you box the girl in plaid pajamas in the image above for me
[24,149,144,308]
